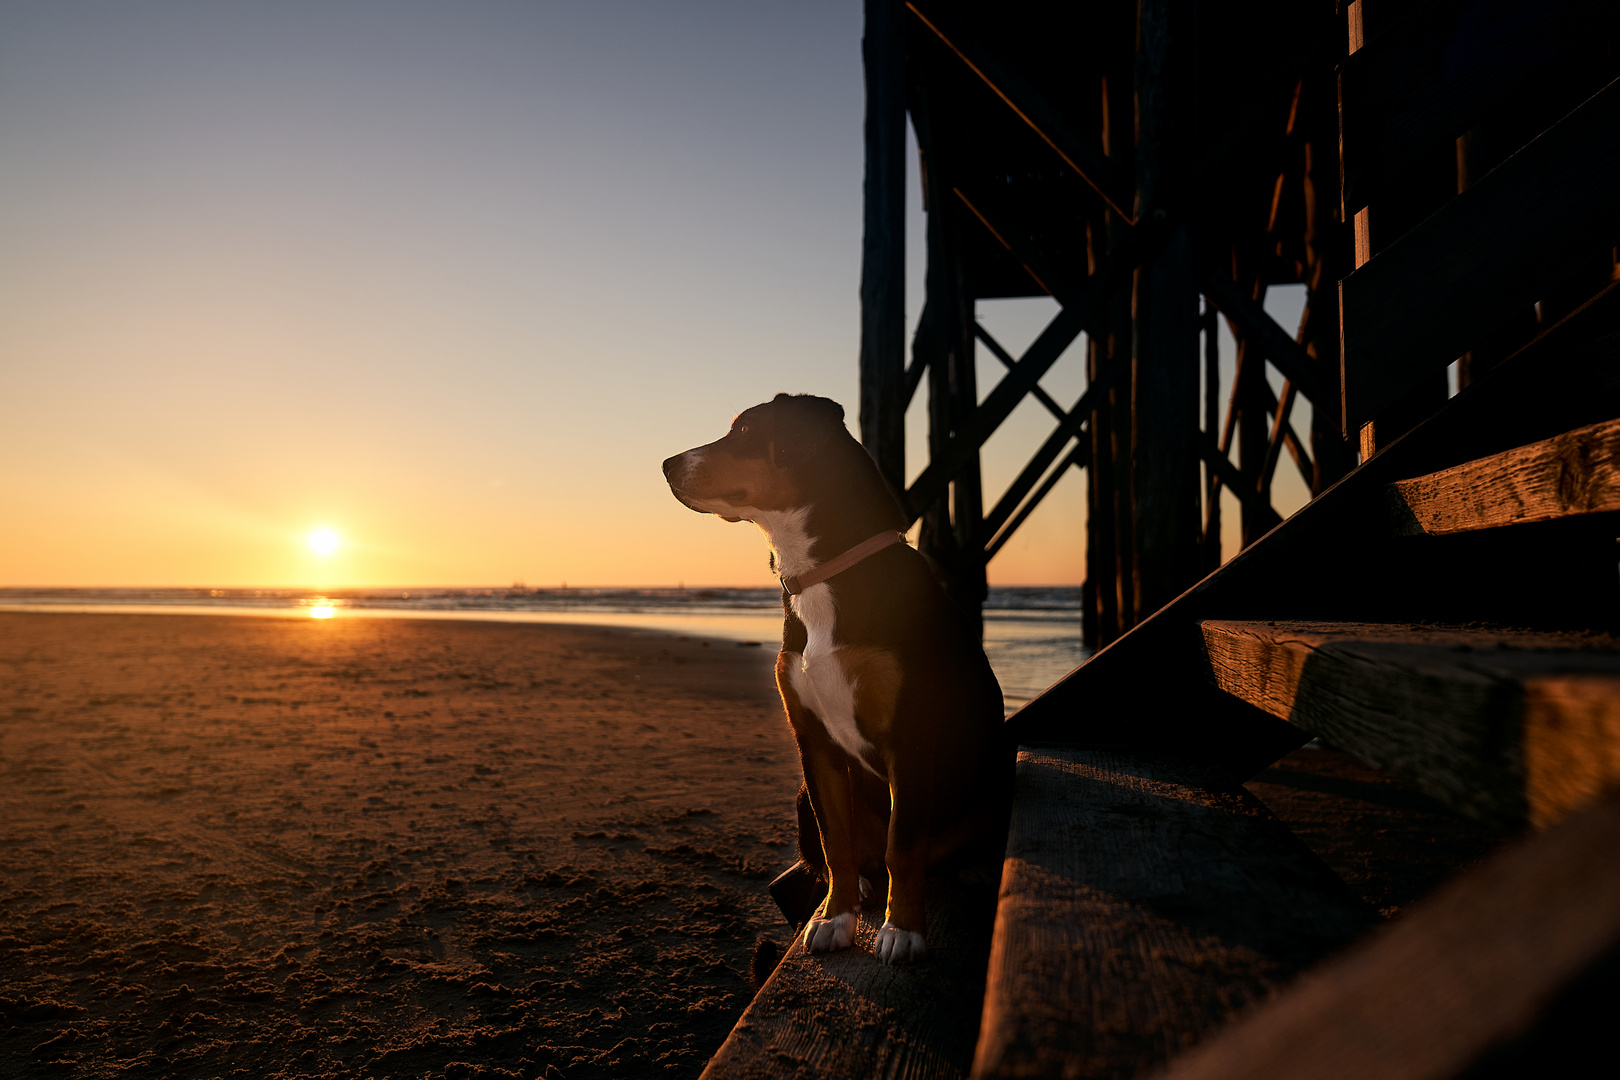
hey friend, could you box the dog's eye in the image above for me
[734,424,749,436]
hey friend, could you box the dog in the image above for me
[662,393,1010,964]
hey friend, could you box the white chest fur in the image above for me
[785,583,879,775]
[755,510,879,776]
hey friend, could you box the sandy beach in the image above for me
[0,612,804,1078]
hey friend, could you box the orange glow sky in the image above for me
[0,1,1311,590]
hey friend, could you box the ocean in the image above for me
[0,586,1088,714]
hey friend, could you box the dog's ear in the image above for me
[771,395,846,470]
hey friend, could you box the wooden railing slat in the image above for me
[1339,76,1620,435]
[1339,0,1612,215]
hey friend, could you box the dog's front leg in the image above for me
[875,755,930,964]
[777,654,863,952]
[797,741,864,952]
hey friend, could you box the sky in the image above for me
[0,0,1311,589]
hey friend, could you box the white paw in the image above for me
[858,875,872,900]
[874,922,926,965]
[803,910,857,953]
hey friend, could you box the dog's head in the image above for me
[662,393,846,521]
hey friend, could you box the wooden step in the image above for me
[701,879,997,1080]
[1199,621,1620,829]
[1386,415,1620,536]
[1151,787,1620,1080]
[971,748,1375,1080]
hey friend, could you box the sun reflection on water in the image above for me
[301,597,338,619]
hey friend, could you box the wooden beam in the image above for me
[1386,415,1620,537]
[1260,380,1297,501]
[1339,0,1612,215]
[905,2,1134,221]
[1202,271,1331,407]
[986,441,1087,560]
[1131,0,1202,619]
[1340,77,1620,435]
[903,300,1090,523]
[971,748,1375,1080]
[1155,790,1620,1080]
[1198,432,1283,534]
[979,358,1121,546]
[954,186,1075,302]
[1199,620,1620,829]
[974,323,1067,421]
[858,0,907,490]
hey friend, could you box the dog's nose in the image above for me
[661,455,682,480]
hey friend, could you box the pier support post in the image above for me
[858,0,907,495]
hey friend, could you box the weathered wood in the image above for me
[974,323,1068,423]
[954,185,1081,306]
[859,0,908,491]
[1338,0,1613,215]
[1199,620,1620,829]
[1198,432,1282,535]
[986,441,1088,560]
[1132,0,1203,619]
[1153,789,1620,1080]
[701,880,997,1080]
[979,364,1119,547]
[1201,271,1330,408]
[903,300,1090,524]
[910,83,989,621]
[1339,76,1620,435]
[1201,306,1223,570]
[905,1,1134,220]
[972,748,1374,1080]
[1386,415,1620,536]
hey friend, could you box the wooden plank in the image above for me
[1339,76,1620,435]
[972,748,1374,1080]
[1201,271,1330,408]
[858,0,909,490]
[986,441,1087,560]
[1197,432,1282,533]
[903,300,1090,524]
[975,323,1068,423]
[905,2,1134,220]
[979,363,1117,546]
[1339,0,1613,215]
[700,880,996,1080]
[1386,415,1620,536]
[1153,789,1620,1080]
[1198,620,1620,829]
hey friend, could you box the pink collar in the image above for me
[780,530,907,595]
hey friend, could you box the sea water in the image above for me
[0,586,1088,714]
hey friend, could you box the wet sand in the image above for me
[0,612,804,1078]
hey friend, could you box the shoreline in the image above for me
[0,611,803,1078]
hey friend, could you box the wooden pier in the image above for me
[705,1,1620,1076]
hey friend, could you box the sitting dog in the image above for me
[662,393,1009,964]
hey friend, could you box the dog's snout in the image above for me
[662,455,682,481]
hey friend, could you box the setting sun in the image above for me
[307,528,341,557]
